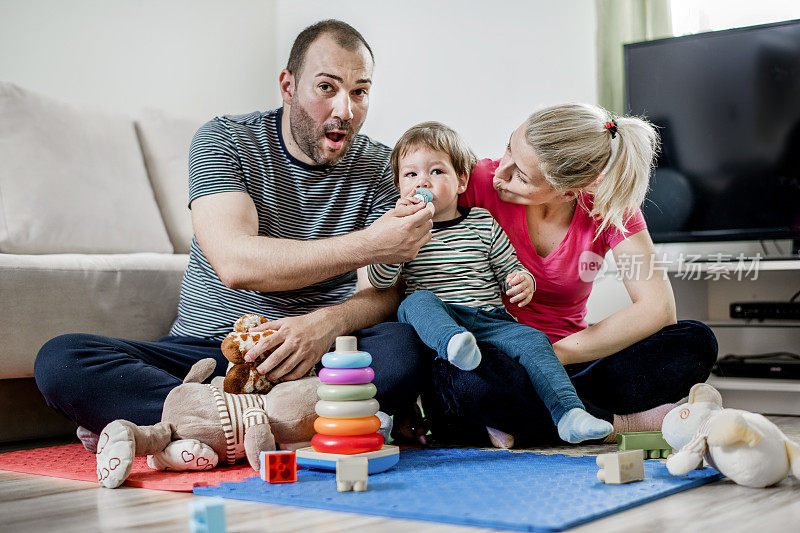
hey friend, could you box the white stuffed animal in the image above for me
[661,383,800,488]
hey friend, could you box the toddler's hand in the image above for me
[506,271,535,307]
[395,194,435,215]
[395,196,416,209]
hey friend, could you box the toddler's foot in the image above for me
[446,332,481,370]
[486,426,514,449]
[557,408,613,444]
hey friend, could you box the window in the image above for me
[671,0,800,36]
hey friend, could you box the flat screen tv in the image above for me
[625,19,800,245]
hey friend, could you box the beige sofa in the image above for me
[0,81,202,442]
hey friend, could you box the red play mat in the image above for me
[0,443,257,491]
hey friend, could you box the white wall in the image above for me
[0,0,278,121]
[0,1,597,151]
[276,0,598,158]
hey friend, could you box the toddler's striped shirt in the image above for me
[367,207,533,310]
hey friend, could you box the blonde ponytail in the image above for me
[524,103,659,239]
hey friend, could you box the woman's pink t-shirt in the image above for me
[459,159,648,343]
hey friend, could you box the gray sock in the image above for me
[77,426,99,453]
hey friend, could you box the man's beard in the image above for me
[289,99,359,166]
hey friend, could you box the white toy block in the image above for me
[596,449,645,484]
[336,456,368,492]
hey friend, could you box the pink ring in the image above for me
[319,367,374,385]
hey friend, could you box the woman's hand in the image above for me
[505,271,535,307]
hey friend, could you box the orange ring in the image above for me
[314,416,381,436]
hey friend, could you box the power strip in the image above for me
[729,302,800,320]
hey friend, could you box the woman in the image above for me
[420,103,717,446]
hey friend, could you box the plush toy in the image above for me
[662,383,800,488]
[95,357,319,488]
[221,314,315,394]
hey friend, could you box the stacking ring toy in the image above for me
[311,433,385,455]
[319,367,374,385]
[314,416,381,436]
[315,398,379,418]
[321,351,372,368]
[317,383,376,402]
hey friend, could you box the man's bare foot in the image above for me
[486,426,514,449]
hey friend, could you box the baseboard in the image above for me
[0,377,77,443]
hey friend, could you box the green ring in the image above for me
[317,383,377,401]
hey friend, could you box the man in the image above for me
[34,20,432,448]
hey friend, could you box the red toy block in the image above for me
[259,451,297,483]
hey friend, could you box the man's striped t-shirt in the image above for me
[367,207,534,311]
[169,107,397,339]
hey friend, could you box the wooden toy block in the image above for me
[617,431,673,458]
[336,456,368,492]
[189,498,226,533]
[259,451,297,483]
[596,449,645,484]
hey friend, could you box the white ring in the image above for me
[315,399,380,419]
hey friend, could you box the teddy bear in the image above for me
[95,357,320,488]
[661,382,800,488]
[220,314,315,394]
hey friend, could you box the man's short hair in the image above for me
[287,20,374,81]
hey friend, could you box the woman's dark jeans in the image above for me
[423,320,718,446]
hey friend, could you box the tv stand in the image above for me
[587,255,800,415]
[670,259,800,414]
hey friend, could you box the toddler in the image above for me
[368,122,612,446]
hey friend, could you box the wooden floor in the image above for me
[2,418,799,533]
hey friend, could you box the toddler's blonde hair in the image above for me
[524,103,659,238]
[391,121,477,187]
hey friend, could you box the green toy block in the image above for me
[616,431,672,459]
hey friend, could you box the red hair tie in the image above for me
[604,121,618,139]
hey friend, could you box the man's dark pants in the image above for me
[34,322,426,434]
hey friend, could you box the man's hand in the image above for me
[244,310,338,382]
[395,193,433,210]
[363,201,434,264]
[505,271,535,307]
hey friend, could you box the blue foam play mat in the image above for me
[193,448,722,532]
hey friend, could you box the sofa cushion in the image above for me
[136,108,202,254]
[0,81,174,254]
[0,252,189,378]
